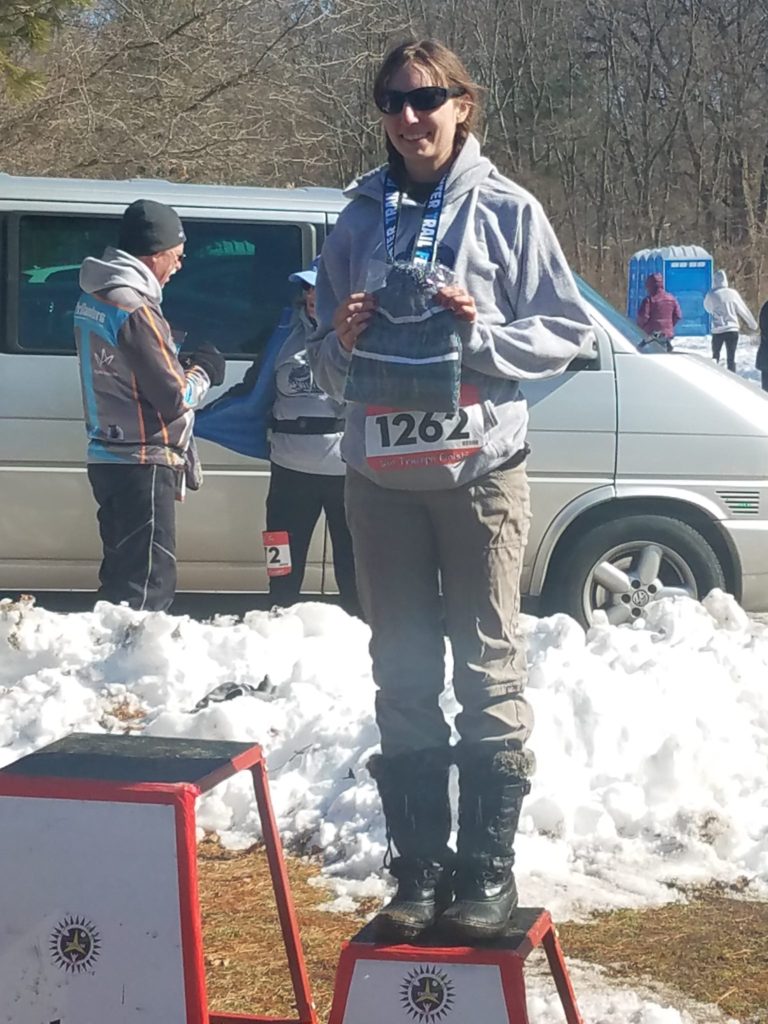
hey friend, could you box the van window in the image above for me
[12,214,303,357]
[17,215,116,354]
[164,222,302,356]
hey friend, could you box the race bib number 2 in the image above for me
[262,530,292,577]
[365,405,484,471]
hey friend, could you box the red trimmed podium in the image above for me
[0,732,317,1024]
[329,907,584,1024]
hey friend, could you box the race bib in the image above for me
[262,530,292,576]
[365,388,484,472]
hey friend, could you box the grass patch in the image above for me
[559,887,768,1023]
[198,841,767,1022]
[199,838,370,1019]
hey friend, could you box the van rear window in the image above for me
[12,214,303,357]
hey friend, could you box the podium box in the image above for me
[329,908,584,1024]
[0,732,317,1024]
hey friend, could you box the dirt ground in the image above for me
[198,841,767,1023]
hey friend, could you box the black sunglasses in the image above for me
[376,85,466,115]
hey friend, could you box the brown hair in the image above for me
[373,39,481,177]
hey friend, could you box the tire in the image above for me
[543,514,726,627]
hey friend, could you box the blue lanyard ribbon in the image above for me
[383,174,448,267]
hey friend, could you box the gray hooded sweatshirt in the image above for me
[307,134,593,490]
[270,306,346,476]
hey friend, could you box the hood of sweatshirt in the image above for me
[645,272,663,294]
[344,133,495,208]
[79,246,163,305]
[713,269,728,288]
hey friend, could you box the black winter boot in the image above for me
[368,748,454,942]
[439,745,532,942]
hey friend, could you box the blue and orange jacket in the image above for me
[74,247,210,467]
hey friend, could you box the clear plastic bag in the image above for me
[344,261,462,413]
[364,258,458,293]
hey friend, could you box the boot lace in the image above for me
[383,832,394,870]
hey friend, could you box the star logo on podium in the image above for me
[400,965,455,1021]
[50,914,101,973]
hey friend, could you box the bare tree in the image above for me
[5,0,768,304]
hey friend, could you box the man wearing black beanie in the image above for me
[74,198,225,612]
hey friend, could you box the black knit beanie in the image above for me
[118,199,186,256]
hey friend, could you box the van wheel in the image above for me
[543,515,726,627]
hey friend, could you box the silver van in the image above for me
[2,174,768,625]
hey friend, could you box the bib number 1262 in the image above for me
[374,409,471,448]
[365,406,483,471]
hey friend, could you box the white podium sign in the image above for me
[329,908,587,1024]
[342,959,508,1023]
[0,793,190,1023]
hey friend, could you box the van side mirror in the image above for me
[567,329,599,371]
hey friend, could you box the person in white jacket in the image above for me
[704,269,757,372]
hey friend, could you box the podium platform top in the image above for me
[350,906,550,952]
[0,733,263,791]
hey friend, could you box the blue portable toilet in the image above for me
[627,245,713,336]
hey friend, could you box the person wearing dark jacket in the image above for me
[636,273,682,344]
[758,300,768,392]
[74,199,225,612]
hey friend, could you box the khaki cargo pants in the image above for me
[345,461,534,764]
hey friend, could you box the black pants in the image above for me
[266,462,359,615]
[88,463,178,612]
[712,331,739,371]
[762,370,768,392]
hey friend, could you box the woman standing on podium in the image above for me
[308,40,591,941]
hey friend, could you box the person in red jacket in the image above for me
[636,273,682,346]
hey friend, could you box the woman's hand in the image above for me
[334,293,377,352]
[435,284,477,322]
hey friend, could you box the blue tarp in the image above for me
[193,307,293,459]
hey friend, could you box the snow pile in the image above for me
[2,592,763,1022]
[1,591,766,924]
